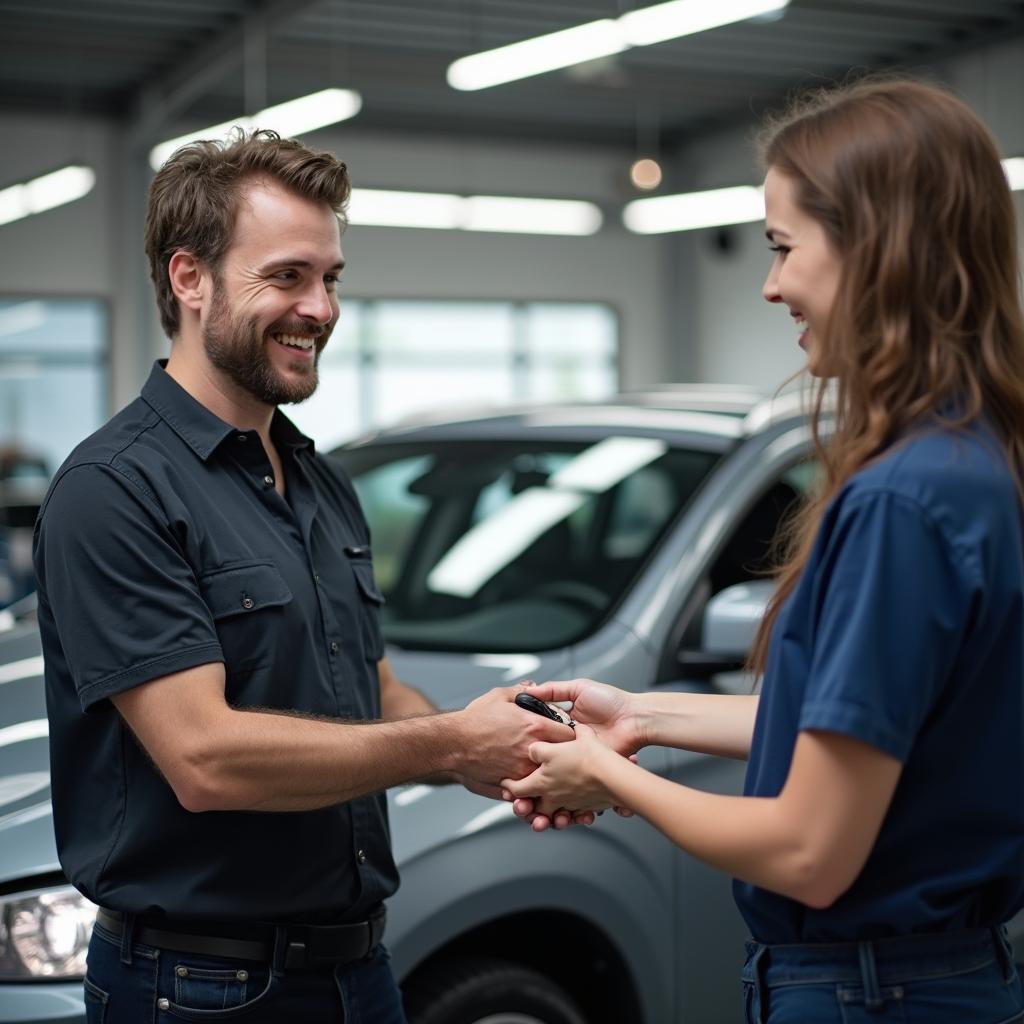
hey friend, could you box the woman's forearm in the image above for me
[635,692,759,760]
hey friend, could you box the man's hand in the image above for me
[450,685,575,792]
[507,679,643,829]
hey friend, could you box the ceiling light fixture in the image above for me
[630,157,663,191]
[347,189,603,235]
[0,166,96,227]
[149,88,362,170]
[623,184,764,234]
[447,0,790,91]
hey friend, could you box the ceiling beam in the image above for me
[127,0,324,148]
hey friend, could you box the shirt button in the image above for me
[329,641,339,654]
[313,573,320,583]
[357,849,367,864]
[263,475,274,487]
[237,434,248,442]
[242,596,255,610]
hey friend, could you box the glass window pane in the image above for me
[372,302,515,357]
[0,299,107,356]
[0,363,106,480]
[523,303,617,357]
[525,359,617,403]
[282,305,362,448]
[282,358,362,450]
[371,363,515,426]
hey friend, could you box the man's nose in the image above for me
[296,281,335,325]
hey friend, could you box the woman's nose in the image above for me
[762,268,782,304]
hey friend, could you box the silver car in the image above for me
[2,386,1019,1023]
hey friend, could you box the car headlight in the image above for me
[0,885,97,979]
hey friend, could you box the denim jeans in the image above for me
[741,926,1023,1024]
[84,917,408,1023]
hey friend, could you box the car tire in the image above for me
[403,954,588,1024]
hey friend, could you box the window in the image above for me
[337,439,719,653]
[287,300,618,449]
[0,297,109,602]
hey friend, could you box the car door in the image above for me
[654,427,816,1022]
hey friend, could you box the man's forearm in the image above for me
[179,705,468,812]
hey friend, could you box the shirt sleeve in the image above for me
[34,462,224,711]
[799,489,977,761]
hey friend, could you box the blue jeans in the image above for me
[84,917,408,1023]
[742,926,1023,1023]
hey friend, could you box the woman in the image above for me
[504,78,1024,1022]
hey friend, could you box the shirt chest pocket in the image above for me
[345,547,386,663]
[199,561,293,675]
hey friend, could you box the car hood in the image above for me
[383,646,572,709]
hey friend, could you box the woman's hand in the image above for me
[525,678,645,757]
[506,679,643,829]
[502,724,621,828]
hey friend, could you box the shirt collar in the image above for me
[141,360,315,461]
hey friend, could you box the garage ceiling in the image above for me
[2,0,1024,150]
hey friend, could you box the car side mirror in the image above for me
[676,580,775,678]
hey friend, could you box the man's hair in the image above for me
[749,76,1024,674]
[144,128,351,338]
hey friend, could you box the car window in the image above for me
[707,459,817,595]
[335,439,720,652]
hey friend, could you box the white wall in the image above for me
[673,36,1024,392]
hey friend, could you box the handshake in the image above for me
[457,679,644,832]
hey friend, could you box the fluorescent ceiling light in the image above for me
[448,20,625,91]
[619,0,790,46]
[623,184,764,234]
[448,0,789,91]
[149,88,362,170]
[1004,157,1024,191]
[0,166,96,227]
[625,160,1023,236]
[464,196,602,235]
[347,188,603,235]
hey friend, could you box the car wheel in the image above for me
[403,955,588,1024]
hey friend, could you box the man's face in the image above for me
[201,178,344,406]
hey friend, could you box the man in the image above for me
[33,130,572,1022]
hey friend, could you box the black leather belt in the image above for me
[95,907,386,970]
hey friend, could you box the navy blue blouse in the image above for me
[736,419,1024,942]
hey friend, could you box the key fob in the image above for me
[515,692,574,727]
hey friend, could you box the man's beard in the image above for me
[202,283,327,406]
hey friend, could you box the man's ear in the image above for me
[167,252,208,314]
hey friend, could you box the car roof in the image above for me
[338,384,814,450]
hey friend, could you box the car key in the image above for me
[515,691,574,728]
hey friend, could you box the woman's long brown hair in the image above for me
[749,77,1024,675]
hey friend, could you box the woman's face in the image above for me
[762,167,842,377]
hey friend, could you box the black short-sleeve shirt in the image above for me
[33,361,399,924]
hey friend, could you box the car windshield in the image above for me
[333,438,720,652]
